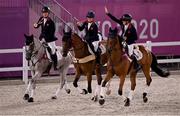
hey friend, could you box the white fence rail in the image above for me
[0,41,180,84]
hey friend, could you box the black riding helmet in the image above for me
[42,6,50,13]
[121,14,132,22]
[86,10,95,18]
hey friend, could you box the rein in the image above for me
[26,41,48,67]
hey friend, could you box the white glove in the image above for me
[77,22,82,26]
[40,38,46,44]
[33,23,38,28]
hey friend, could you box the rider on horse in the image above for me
[76,10,101,65]
[33,6,58,70]
[105,6,140,72]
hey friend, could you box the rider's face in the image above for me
[42,12,49,18]
[87,18,94,22]
[122,21,128,25]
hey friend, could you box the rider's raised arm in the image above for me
[106,13,123,26]
[34,17,43,28]
[77,21,86,31]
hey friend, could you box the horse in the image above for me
[62,26,110,101]
[98,27,170,106]
[23,34,72,102]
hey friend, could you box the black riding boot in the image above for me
[130,54,141,73]
[95,48,101,65]
[88,43,101,65]
[51,54,58,70]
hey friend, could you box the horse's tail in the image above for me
[151,52,170,77]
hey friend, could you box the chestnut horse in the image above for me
[99,27,170,106]
[62,27,109,101]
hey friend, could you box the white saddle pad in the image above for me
[133,46,143,61]
[87,41,106,55]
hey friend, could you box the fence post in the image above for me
[22,46,28,85]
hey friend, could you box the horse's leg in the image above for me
[28,71,42,102]
[124,72,137,106]
[73,72,86,94]
[106,80,112,95]
[92,66,103,102]
[62,68,71,94]
[63,59,72,94]
[99,71,114,105]
[23,70,35,100]
[86,73,92,94]
[141,64,152,103]
[52,67,70,99]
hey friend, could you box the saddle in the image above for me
[87,33,106,55]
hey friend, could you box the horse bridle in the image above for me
[106,34,121,74]
[107,35,120,54]
[25,40,45,66]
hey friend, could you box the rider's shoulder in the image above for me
[128,23,136,30]
[92,21,98,27]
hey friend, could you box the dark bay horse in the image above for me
[99,28,170,106]
[62,27,109,101]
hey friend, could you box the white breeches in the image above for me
[127,44,134,56]
[46,41,57,60]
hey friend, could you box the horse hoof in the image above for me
[124,98,130,107]
[66,89,71,94]
[143,97,148,103]
[88,88,92,93]
[23,94,29,100]
[143,92,148,103]
[81,89,88,95]
[51,96,57,99]
[99,96,105,105]
[28,97,34,102]
[91,95,98,102]
[106,90,111,95]
[118,90,122,96]
[99,99,105,105]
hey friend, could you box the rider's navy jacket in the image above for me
[77,21,99,43]
[107,13,138,45]
[35,16,57,43]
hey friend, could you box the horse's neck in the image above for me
[33,38,45,59]
[72,34,90,58]
[110,42,124,62]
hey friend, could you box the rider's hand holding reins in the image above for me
[33,23,38,28]
[77,21,82,26]
[40,38,46,44]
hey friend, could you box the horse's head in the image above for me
[24,34,35,60]
[107,27,120,53]
[62,25,72,57]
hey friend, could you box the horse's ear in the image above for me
[24,34,28,38]
[30,34,33,38]
[109,27,112,32]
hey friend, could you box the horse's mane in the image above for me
[73,33,86,44]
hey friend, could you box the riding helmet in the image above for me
[86,10,95,18]
[42,6,50,13]
[121,14,132,21]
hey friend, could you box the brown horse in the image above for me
[99,27,170,106]
[62,27,108,101]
